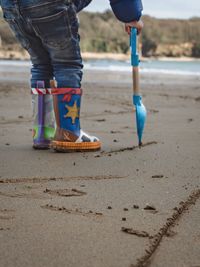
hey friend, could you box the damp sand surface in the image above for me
[0,68,200,267]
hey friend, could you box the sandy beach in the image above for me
[0,66,200,267]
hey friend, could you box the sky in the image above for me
[85,0,200,19]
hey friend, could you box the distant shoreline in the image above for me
[83,53,200,62]
[84,53,200,62]
[0,49,199,62]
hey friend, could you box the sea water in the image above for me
[0,58,199,76]
[84,59,200,76]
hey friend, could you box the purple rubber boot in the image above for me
[32,81,56,149]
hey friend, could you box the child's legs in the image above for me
[25,3,83,88]
[2,0,100,151]
[1,1,82,88]
[1,5,53,87]
[19,1,84,141]
[12,1,83,88]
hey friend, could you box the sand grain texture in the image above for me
[0,67,200,267]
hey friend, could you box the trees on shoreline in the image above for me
[0,10,200,58]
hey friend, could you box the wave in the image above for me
[141,68,200,76]
[84,63,200,76]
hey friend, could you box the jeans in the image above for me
[1,0,86,88]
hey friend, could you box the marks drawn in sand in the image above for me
[158,93,200,102]
[0,191,49,200]
[121,227,152,238]
[0,227,10,231]
[0,187,87,200]
[0,175,126,184]
[41,204,103,218]
[0,215,14,220]
[99,141,158,156]
[44,188,87,197]
[130,189,200,267]
[0,209,15,221]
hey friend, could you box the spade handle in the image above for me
[131,28,140,95]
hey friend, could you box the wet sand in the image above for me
[0,67,200,267]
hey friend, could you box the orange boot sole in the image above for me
[51,140,101,152]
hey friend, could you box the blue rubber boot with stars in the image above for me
[51,88,101,152]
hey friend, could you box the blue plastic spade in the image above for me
[130,28,147,146]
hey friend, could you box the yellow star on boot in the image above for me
[64,101,80,124]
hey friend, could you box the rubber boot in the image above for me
[51,88,101,152]
[32,81,56,149]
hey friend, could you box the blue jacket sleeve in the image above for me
[110,0,143,23]
[73,0,92,12]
